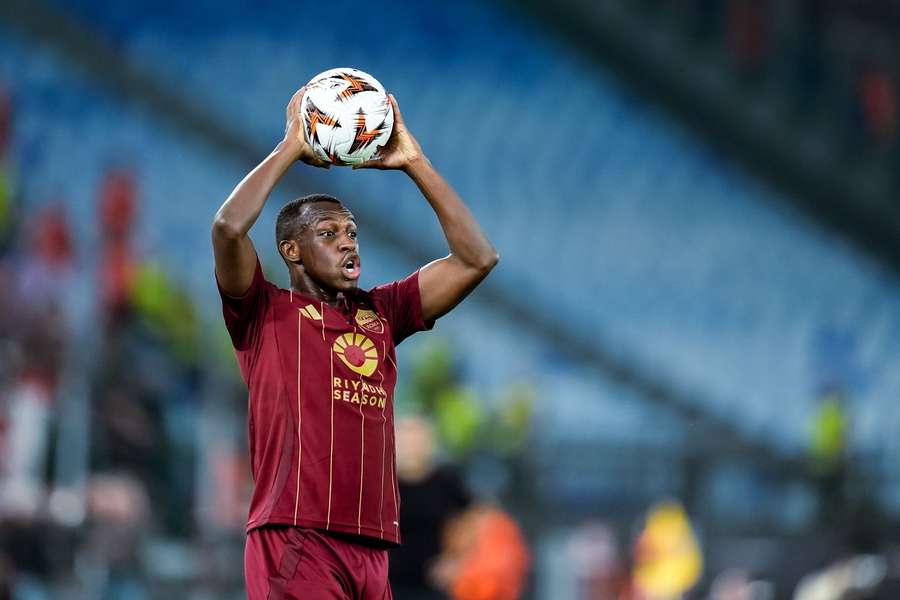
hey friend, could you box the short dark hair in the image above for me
[275,193,342,244]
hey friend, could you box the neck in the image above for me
[290,269,344,306]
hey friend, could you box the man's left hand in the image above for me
[353,94,426,172]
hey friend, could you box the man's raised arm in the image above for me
[355,95,499,322]
[212,87,329,296]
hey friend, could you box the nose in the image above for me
[338,233,356,252]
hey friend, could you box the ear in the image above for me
[279,239,303,264]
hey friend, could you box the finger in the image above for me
[298,120,311,144]
[387,93,404,126]
[287,86,307,118]
[300,152,331,169]
[312,155,331,169]
[356,148,388,169]
[352,158,384,170]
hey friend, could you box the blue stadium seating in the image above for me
[5,0,900,460]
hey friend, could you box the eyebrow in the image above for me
[314,216,356,227]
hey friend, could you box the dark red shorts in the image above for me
[244,526,393,600]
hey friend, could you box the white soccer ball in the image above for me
[300,68,394,166]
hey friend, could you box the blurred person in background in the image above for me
[707,569,773,600]
[0,87,16,253]
[392,414,471,600]
[430,502,529,600]
[90,379,169,512]
[97,167,138,329]
[79,472,151,600]
[808,387,848,526]
[212,84,498,599]
[631,501,702,600]
[793,553,888,600]
[566,521,634,600]
[0,206,72,519]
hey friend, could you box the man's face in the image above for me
[297,201,361,291]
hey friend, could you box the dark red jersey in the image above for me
[218,261,432,544]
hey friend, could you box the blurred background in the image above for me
[1,0,899,598]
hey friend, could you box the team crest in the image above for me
[354,308,384,334]
[333,333,379,377]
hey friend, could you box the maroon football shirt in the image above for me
[218,260,432,544]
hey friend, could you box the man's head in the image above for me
[395,415,437,482]
[276,194,361,292]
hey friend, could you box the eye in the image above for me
[348,231,357,239]
[319,230,335,237]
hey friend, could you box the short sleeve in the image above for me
[217,260,269,351]
[368,270,434,346]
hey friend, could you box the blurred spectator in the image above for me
[17,206,73,371]
[809,390,846,472]
[92,383,164,477]
[97,167,137,326]
[207,445,251,531]
[80,472,151,600]
[0,88,13,253]
[392,415,471,600]
[632,500,702,600]
[0,206,73,520]
[808,389,847,525]
[431,503,530,600]
[130,261,201,365]
[0,376,53,518]
[0,164,14,254]
[31,205,73,272]
[793,554,887,600]
[89,371,173,535]
[567,521,632,600]
[708,569,773,600]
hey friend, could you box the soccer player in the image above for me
[212,87,498,600]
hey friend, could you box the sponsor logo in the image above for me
[333,332,378,377]
[299,304,323,320]
[332,377,387,408]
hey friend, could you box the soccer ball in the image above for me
[300,68,394,166]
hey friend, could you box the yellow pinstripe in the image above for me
[293,311,303,525]
[326,345,334,529]
[378,339,387,538]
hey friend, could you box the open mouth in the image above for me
[341,256,361,280]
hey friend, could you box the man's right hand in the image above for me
[213,86,330,297]
[284,86,331,169]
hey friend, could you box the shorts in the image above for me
[244,526,393,600]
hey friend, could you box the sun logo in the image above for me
[333,333,379,377]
